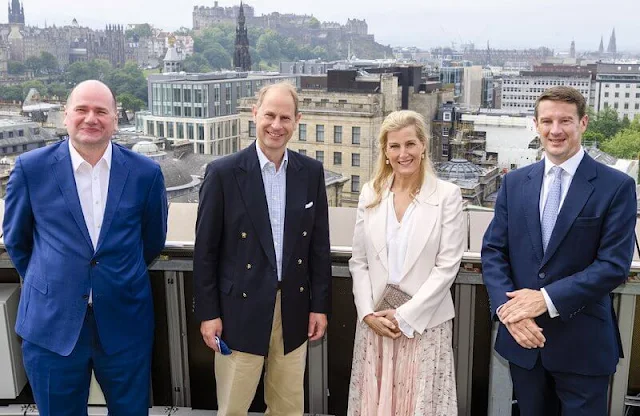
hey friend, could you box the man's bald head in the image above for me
[66,80,117,112]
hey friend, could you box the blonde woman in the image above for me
[347,110,463,415]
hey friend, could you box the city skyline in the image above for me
[4,0,640,52]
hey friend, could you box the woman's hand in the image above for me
[363,311,401,339]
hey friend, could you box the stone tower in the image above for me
[233,2,252,71]
[8,0,25,25]
[607,28,617,54]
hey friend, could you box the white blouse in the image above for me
[386,192,417,337]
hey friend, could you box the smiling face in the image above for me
[535,99,588,165]
[252,85,301,163]
[64,80,117,152]
[384,125,426,180]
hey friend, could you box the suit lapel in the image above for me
[523,161,544,264]
[282,152,307,275]
[369,188,389,271]
[95,144,129,253]
[51,141,93,253]
[541,155,596,268]
[401,176,438,278]
[234,143,277,268]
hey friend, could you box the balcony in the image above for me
[0,203,639,415]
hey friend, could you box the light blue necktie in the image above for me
[542,166,563,252]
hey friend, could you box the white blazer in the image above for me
[349,175,465,334]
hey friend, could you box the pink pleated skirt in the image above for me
[347,319,457,416]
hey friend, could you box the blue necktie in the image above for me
[542,166,563,252]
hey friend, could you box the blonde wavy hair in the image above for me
[367,110,435,208]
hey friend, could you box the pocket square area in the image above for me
[305,201,314,209]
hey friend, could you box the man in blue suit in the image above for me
[482,86,637,415]
[3,80,168,416]
[193,82,331,415]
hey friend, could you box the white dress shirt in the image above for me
[69,140,112,303]
[256,143,287,282]
[539,147,585,318]
[386,193,417,337]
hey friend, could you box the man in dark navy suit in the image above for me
[193,82,331,416]
[482,86,636,415]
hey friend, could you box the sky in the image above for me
[12,0,640,52]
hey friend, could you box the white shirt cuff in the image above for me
[541,288,559,318]
[395,311,415,338]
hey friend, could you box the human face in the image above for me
[64,81,117,151]
[252,86,301,162]
[535,100,587,165]
[385,125,426,179]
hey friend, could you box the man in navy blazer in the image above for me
[482,86,637,415]
[3,80,168,416]
[193,82,331,415]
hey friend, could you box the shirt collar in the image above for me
[68,139,113,172]
[544,147,584,177]
[255,141,288,173]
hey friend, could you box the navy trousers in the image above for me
[510,358,609,416]
[22,307,152,416]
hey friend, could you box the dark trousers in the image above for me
[22,307,152,416]
[510,358,609,416]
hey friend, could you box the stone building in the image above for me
[233,2,251,71]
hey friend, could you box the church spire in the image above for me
[233,2,252,71]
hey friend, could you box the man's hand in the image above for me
[505,318,545,349]
[498,289,548,324]
[308,313,328,341]
[200,318,223,352]
[363,313,401,339]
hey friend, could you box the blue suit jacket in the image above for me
[482,154,636,376]
[193,142,331,356]
[3,141,168,356]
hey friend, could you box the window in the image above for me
[442,127,450,137]
[352,126,361,145]
[636,93,640,99]
[604,92,609,98]
[615,92,619,98]
[248,121,256,137]
[299,149,307,155]
[351,175,360,193]
[333,152,342,165]
[184,88,192,102]
[299,124,307,141]
[635,103,639,110]
[316,125,324,142]
[18,130,24,137]
[352,153,360,167]
[624,103,629,109]
[334,126,342,143]
[614,103,619,109]
[167,122,174,138]
[0,132,3,139]
[8,131,13,138]
[625,93,630,98]
[316,150,324,163]
[443,112,452,121]
[184,107,192,117]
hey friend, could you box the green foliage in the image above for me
[105,62,148,102]
[203,44,232,70]
[46,82,68,100]
[182,54,212,73]
[7,61,26,75]
[22,52,59,75]
[117,92,146,112]
[0,84,24,101]
[125,23,152,40]
[21,80,47,98]
[599,117,640,159]
[308,17,320,29]
[586,107,624,142]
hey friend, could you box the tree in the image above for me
[182,54,212,73]
[46,82,68,100]
[40,52,59,74]
[21,80,48,98]
[117,92,146,112]
[106,62,148,102]
[256,31,282,62]
[24,56,41,75]
[125,23,152,40]
[308,17,320,29]
[7,61,26,75]
[600,118,640,159]
[203,44,232,70]
[587,107,624,141]
[0,84,24,101]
